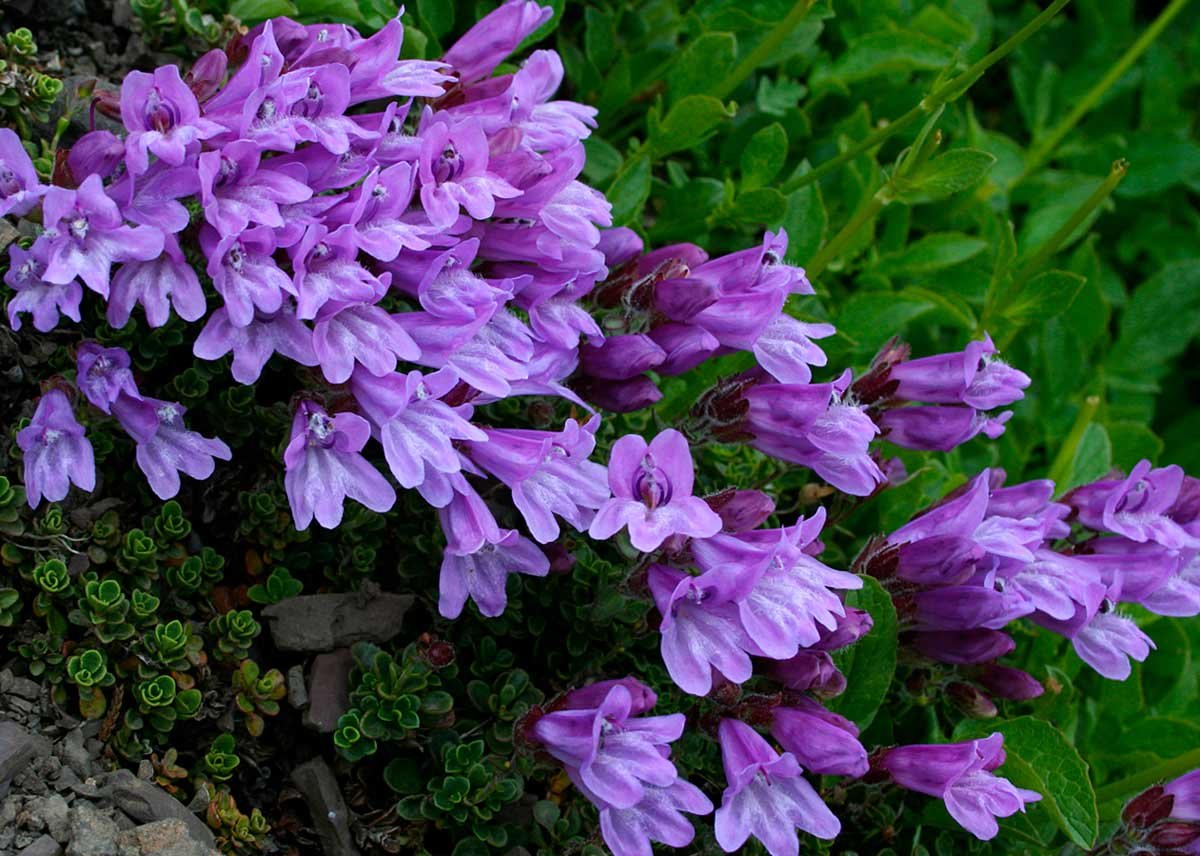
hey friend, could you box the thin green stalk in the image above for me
[781,0,1073,195]
[1046,393,1101,491]
[1096,747,1200,807]
[1012,159,1127,285]
[805,193,888,278]
[1019,0,1193,181]
[710,0,817,101]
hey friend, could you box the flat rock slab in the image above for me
[19,835,63,856]
[263,592,414,652]
[101,770,215,849]
[1,721,51,791]
[303,649,353,733]
[115,819,219,856]
[291,758,360,856]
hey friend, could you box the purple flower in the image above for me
[579,334,665,381]
[105,162,199,235]
[198,140,313,237]
[880,405,1011,451]
[111,394,232,500]
[1036,591,1156,680]
[888,335,1030,410]
[436,474,502,554]
[442,0,553,84]
[75,343,139,414]
[67,130,125,182]
[350,368,485,490]
[328,163,432,261]
[416,112,521,227]
[705,488,776,533]
[0,128,45,217]
[531,681,685,809]
[439,529,549,618]
[4,243,82,332]
[119,64,221,174]
[17,390,95,507]
[345,18,453,103]
[108,234,205,328]
[753,315,835,384]
[714,718,841,856]
[40,176,164,297]
[911,629,1016,665]
[282,401,397,530]
[312,301,420,384]
[192,304,318,385]
[598,779,713,856]
[1166,771,1200,821]
[1068,460,1200,550]
[648,563,756,696]
[770,698,868,778]
[467,418,609,543]
[200,226,294,328]
[589,429,722,552]
[291,225,385,320]
[879,734,1041,840]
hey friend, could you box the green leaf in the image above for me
[605,155,652,226]
[582,136,622,185]
[816,30,957,87]
[1059,422,1113,493]
[228,0,298,21]
[730,187,787,227]
[895,149,997,204]
[875,233,987,277]
[740,123,788,190]
[383,758,425,795]
[1109,260,1200,379]
[955,717,1098,848]
[782,173,826,265]
[828,577,897,730]
[648,95,735,158]
[583,7,617,69]
[667,33,738,101]
[293,0,360,21]
[416,0,454,37]
[1002,270,1087,326]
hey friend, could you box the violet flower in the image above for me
[119,64,221,174]
[770,698,869,778]
[4,243,82,332]
[200,225,295,328]
[198,140,313,237]
[1068,460,1200,550]
[40,175,164,297]
[75,343,139,414]
[530,681,685,809]
[714,718,841,856]
[467,418,609,543]
[192,304,319,385]
[282,401,397,530]
[888,335,1030,410]
[416,112,521,227]
[648,563,756,696]
[442,0,553,84]
[111,394,232,500]
[878,734,1041,840]
[439,529,549,619]
[0,127,45,217]
[328,163,432,261]
[1166,770,1200,821]
[350,368,485,491]
[598,779,713,856]
[108,234,206,329]
[18,390,95,507]
[589,429,722,552]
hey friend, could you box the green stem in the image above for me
[1046,393,1101,492]
[805,193,888,278]
[780,0,1073,195]
[710,0,817,101]
[1019,0,1193,181]
[1096,747,1200,807]
[1012,159,1127,285]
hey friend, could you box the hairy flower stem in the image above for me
[710,0,818,100]
[1018,0,1193,183]
[780,0,1073,195]
[1095,747,1200,812]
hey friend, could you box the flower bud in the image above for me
[704,488,775,533]
[1148,821,1200,848]
[185,48,228,102]
[947,682,998,719]
[576,376,662,413]
[1122,786,1175,828]
[975,664,1044,700]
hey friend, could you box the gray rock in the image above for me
[10,676,41,700]
[292,758,361,856]
[303,649,353,733]
[287,665,309,710]
[115,819,218,856]
[101,771,215,850]
[60,729,92,779]
[30,794,71,843]
[0,219,20,258]
[66,802,119,856]
[0,722,52,792]
[263,592,414,652]
[19,834,64,856]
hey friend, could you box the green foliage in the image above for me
[246,566,303,604]
[130,0,235,52]
[231,660,286,737]
[207,610,261,662]
[0,28,62,132]
[202,733,241,782]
